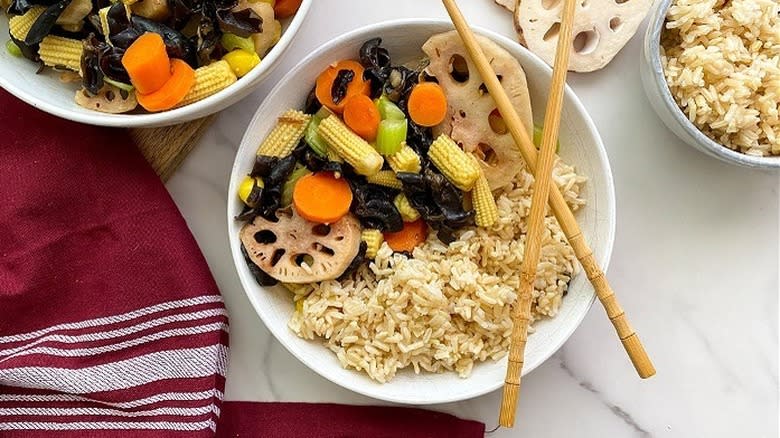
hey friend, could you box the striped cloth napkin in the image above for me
[0,89,485,438]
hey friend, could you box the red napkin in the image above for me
[0,89,485,438]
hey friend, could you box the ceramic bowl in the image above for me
[227,19,616,404]
[640,0,780,169]
[0,0,312,128]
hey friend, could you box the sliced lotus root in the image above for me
[422,31,533,190]
[515,0,652,72]
[75,85,138,114]
[494,0,515,12]
[240,208,362,283]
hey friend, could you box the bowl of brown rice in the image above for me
[228,19,616,404]
[641,0,780,169]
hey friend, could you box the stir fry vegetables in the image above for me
[2,0,302,113]
[236,38,506,287]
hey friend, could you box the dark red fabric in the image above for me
[0,89,485,438]
[216,402,485,438]
[0,89,228,438]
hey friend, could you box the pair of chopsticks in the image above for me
[440,0,656,428]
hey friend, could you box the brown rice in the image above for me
[661,0,780,156]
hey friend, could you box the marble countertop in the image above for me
[165,1,779,436]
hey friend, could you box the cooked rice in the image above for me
[661,0,780,156]
[288,160,587,382]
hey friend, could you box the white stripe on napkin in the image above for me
[0,308,227,357]
[0,295,223,345]
[0,404,220,418]
[1,322,227,363]
[0,389,224,408]
[0,344,228,394]
[0,388,225,409]
[0,419,216,431]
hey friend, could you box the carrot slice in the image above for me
[121,32,171,95]
[383,219,428,253]
[292,172,353,224]
[315,60,371,114]
[407,82,448,127]
[274,0,302,18]
[343,94,381,141]
[136,59,195,112]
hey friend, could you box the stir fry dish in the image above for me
[236,33,587,382]
[2,0,302,113]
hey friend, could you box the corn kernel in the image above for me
[222,49,260,78]
[238,176,264,207]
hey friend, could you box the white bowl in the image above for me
[640,0,780,169]
[0,1,312,128]
[227,19,616,404]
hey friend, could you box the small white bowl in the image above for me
[640,0,780,169]
[227,19,616,404]
[0,1,312,128]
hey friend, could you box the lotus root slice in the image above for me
[422,31,534,190]
[240,208,362,283]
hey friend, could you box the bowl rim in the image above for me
[227,18,616,404]
[644,0,780,169]
[0,0,313,128]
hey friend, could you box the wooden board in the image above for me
[130,115,217,181]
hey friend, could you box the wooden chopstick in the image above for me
[497,0,577,426]
[440,0,655,424]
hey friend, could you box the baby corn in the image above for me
[39,36,83,71]
[257,109,311,157]
[472,171,497,227]
[9,6,45,40]
[361,229,383,259]
[393,193,420,222]
[366,170,403,190]
[318,115,383,176]
[428,134,481,191]
[387,142,421,174]
[176,60,237,107]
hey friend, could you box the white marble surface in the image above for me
[166,1,780,436]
